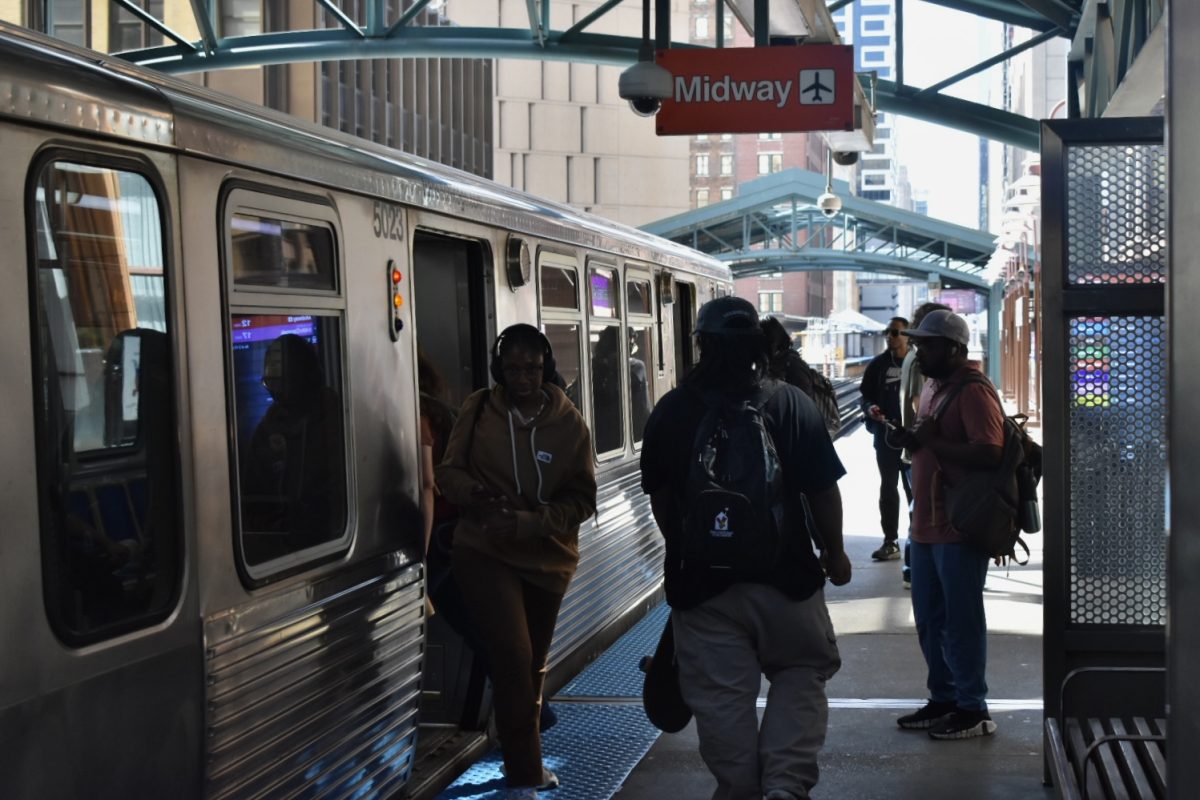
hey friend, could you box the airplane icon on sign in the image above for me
[804,76,832,102]
[799,69,836,105]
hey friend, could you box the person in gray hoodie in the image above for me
[437,323,597,800]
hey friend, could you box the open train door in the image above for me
[1040,117,1167,778]
[409,229,495,789]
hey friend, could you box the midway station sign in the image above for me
[655,45,855,136]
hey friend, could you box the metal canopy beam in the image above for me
[111,1,1047,148]
[873,78,1041,151]
[920,0,1068,32]
[643,168,995,288]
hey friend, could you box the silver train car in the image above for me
[0,23,731,800]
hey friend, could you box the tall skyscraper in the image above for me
[830,0,901,205]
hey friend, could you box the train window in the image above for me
[590,325,625,455]
[540,264,579,310]
[589,267,619,319]
[626,277,653,315]
[29,158,180,644]
[230,313,348,568]
[230,213,336,291]
[543,323,583,410]
[628,326,654,443]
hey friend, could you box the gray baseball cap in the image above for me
[901,308,970,346]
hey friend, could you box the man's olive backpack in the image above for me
[681,386,785,579]
[932,373,1042,562]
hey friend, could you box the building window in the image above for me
[720,155,733,175]
[758,132,782,140]
[219,0,261,36]
[696,188,709,207]
[695,16,709,39]
[696,154,709,176]
[720,133,733,141]
[863,173,887,186]
[758,153,782,174]
[721,187,733,201]
[45,0,88,46]
[696,134,709,141]
[109,0,164,51]
[758,291,784,313]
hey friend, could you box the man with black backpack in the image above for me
[640,296,850,800]
[891,309,1005,741]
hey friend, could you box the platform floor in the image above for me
[442,425,1050,800]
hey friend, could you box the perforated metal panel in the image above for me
[1067,316,1167,625]
[1066,144,1167,285]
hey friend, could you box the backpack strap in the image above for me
[930,370,998,422]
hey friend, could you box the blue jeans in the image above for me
[909,541,990,711]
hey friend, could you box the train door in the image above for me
[1,138,203,796]
[672,279,698,379]
[411,229,493,734]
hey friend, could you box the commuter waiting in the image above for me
[640,297,850,800]
[860,316,914,562]
[436,324,597,800]
[892,310,1005,740]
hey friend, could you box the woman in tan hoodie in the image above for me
[436,323,597,799]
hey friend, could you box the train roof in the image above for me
[0,23,729,282]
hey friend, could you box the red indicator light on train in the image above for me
[392,268,402,285]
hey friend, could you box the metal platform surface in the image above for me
[556,604,670,699]
[433,703,660,800]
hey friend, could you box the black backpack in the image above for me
[681,386,785,579]
[932,373,1042,562]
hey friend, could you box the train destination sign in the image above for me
[656,45,855,136]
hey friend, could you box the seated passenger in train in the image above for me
[241,334,345,553]
[436,323,597,799]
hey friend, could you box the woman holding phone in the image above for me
[436,323,597,800]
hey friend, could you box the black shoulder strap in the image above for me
[931,371,997,422]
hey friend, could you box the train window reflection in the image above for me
[590,326,625,455]
[626,278,652,315]
[540,264,578,310]
[230,214,336,291]
[29,159,180,643]
[628,326,654,443]
[543,323,582,410]
[230,313,348,568]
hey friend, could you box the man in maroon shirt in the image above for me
[892,310,1005,740]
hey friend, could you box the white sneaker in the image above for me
[537,768,559,791]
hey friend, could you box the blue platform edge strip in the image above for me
[436,603,671,799]
[558,603,670,698]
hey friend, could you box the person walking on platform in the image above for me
[861,317,914,562]
[436,324,597,799]
[892,310,1004,740]
[640,296,850,800]
[897,303,951,588]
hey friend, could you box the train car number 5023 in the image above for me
[373,202,404,241]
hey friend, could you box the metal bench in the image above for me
[1045,667,1166,800]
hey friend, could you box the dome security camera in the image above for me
[817,192,843,218]
[832,150,859,166]
[619,60,673,117]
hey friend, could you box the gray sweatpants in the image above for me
[673,583,841,800]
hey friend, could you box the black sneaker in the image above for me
[928,709,998,740]
[896,699,957,730]
[871,540,901,561]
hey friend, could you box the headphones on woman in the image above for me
[489,323,557,386]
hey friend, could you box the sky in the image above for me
[890,3,1004,231]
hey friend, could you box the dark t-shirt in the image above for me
[860,350,904,449]
[640,378,846,609]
